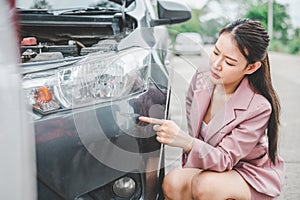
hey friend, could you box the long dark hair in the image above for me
[220,18,280,164]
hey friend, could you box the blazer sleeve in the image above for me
[183,100,272,172]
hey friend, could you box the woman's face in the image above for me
[209,32,249,93]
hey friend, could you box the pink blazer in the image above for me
[182,69,285,197]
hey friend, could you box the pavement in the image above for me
[269,52,300,200]
[164,49,300,199]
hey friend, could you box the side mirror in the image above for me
[151,0,192,26]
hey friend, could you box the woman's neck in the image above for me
[214,84,235,101]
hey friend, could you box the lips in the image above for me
[211,70,221,79]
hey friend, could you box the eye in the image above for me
[225,61,235,66]
[213,51,219,56]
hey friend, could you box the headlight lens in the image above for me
[22,48,151,113]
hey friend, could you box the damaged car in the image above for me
[16,0,191,199]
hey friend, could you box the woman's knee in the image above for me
[162,168,194,199]
[162,168,183,196]
[191,171,217,199]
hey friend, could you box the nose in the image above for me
[212,57,222,71]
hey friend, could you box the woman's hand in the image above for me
[139,116,194,153]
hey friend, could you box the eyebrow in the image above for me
[215,45,238,62]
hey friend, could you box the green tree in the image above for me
[288,28,300,54]
[243,0,291,42]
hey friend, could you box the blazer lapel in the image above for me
[205,78,254,145]
[189,72,213,139]
[190,89,211,139]
[204,102,236,143]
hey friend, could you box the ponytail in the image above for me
[247,54,280,164]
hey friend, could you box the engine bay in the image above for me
[18,9,137,62]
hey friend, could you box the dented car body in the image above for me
[16,0,191,199]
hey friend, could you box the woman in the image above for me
[139,19,285,199]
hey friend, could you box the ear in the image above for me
[245,61,261,75]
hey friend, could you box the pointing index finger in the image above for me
[139,116,165,125]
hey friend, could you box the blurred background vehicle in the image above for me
[15,0,191,199]
[173,32,204,56]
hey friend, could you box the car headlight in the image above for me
[22,48,151,114]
